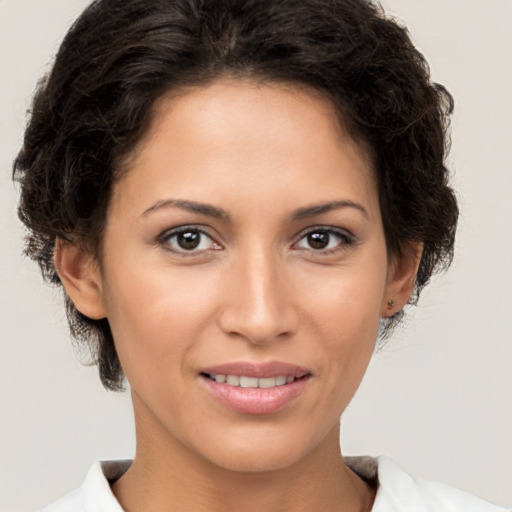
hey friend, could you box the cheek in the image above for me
[298,258,387,340]
[102,257,222,377]
[297,258,386,394]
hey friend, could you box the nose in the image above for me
[217,250,298,345]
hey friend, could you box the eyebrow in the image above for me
[292,200,368,220]
[142,199,230,220]
[141,198,368,222]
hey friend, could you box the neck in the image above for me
[112,399,375,512]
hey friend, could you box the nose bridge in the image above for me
[219,244,295,344]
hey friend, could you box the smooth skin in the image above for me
[55,79,420,512]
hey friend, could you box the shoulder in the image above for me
[40,460,130,512]
[347,455,511,512]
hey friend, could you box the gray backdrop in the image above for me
[1,0,511,510]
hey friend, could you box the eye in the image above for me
[294,228,352,252]
[160,227,221,254]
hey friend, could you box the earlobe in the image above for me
[382,242,423,317]
[54,239,107,320]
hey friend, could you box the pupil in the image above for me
[308,232,329,249]
[178,231,200,250]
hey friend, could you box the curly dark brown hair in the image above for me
[13,0,458,391]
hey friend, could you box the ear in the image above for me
[382,242,423,318]
[54,239,107,320]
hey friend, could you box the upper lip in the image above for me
[199,361,311,379]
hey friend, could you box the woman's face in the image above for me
[86,79,403,472]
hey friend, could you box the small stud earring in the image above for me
[387,299,394,307]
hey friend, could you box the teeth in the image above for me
[226,375,240,386]
[259,377,278,388]
[240,376,259,388]
[207,374,296,388]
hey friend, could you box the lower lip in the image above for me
[200,376,310,415]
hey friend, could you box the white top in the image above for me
[41,456,511,512]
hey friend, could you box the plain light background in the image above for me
[1,0,511,510]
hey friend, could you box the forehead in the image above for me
[112,78,378,221]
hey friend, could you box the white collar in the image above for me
[42,456,510,512]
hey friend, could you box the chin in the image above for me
[208,447,305,474]
[191,424,331,474]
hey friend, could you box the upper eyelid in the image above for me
[156,224,355,248]
[291,227,356,254]
[157,225,223,253]
[158,224,216,241]
[294,225,355,240]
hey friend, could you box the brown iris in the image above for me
[307,231,330,250]
[177,231,201,250]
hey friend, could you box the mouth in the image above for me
[201,373,301,388]
[199,362,311,415]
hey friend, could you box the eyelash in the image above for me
[157,225,355,256]
[292,227,355,255]
[157,226,221,256]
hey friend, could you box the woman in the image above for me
[11,0,510,510]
